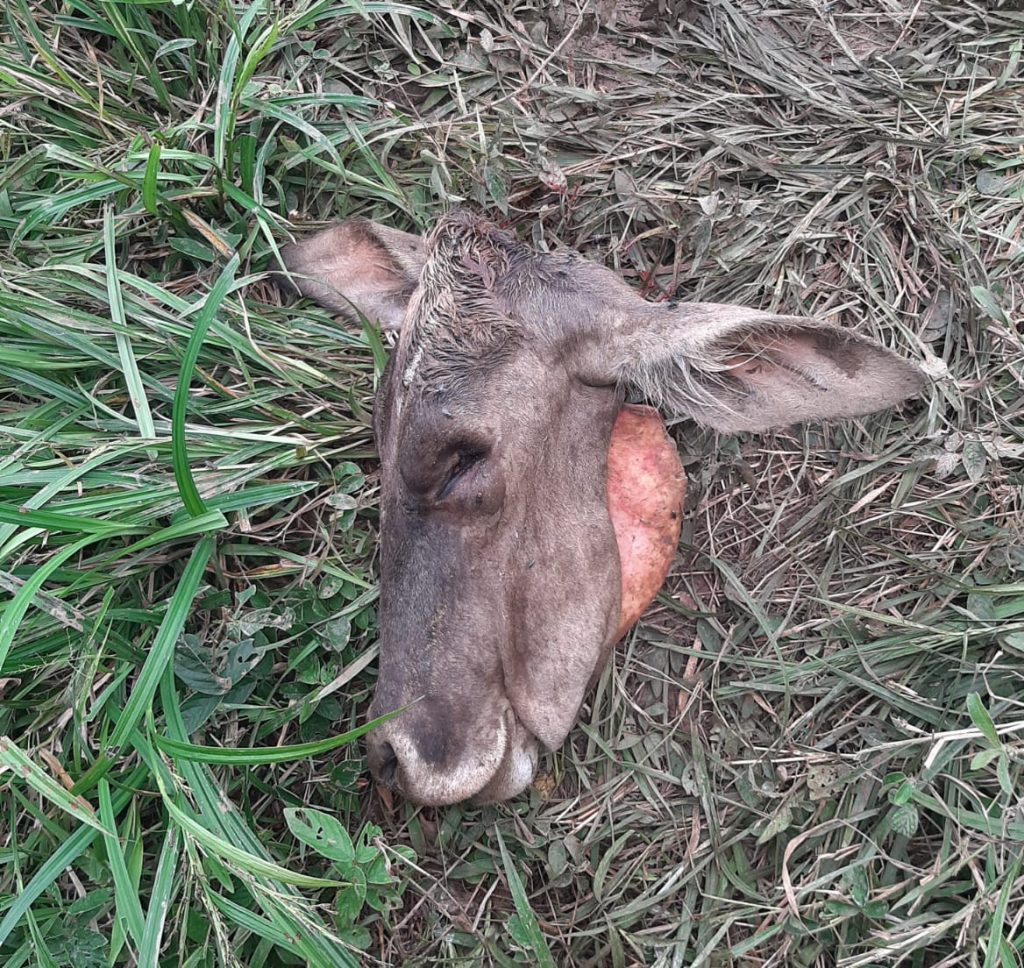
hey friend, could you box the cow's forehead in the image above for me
[384,212,605,435]
[391,223,527,405]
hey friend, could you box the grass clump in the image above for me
[1,1,1022,966]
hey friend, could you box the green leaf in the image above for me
[142,142,161,215]
[364,851,391,887]
[235,22,280,97]
[966,692,1001,748]
[212,1,260,170]
[890,803,919,838]
[171,254,240,518]
[354,822,382,864]
[756,803,793,844]
[285,807,355,864]
[845,865,868,908]
[995,754,1014,797]
[970,285,1009,324]
[337,925,372,951]
[361,317,389,380]
[971,748,1003,771]
[104,205,155,447]
[889,779,914,806]
[962,440,988,483]
[335,871,366,929]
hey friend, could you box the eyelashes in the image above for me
[437,448,487,501]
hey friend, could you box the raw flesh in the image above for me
[606,405,686,640]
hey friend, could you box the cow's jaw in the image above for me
[470,406,684,804]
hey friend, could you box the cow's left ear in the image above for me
[574,302,926,433]
[278,218,425,330]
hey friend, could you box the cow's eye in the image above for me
[437,448,487,501]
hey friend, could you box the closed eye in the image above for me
[437,449,486,501]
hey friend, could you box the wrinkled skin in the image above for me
[281,210,925,805]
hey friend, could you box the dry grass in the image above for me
[0,1,1022,966]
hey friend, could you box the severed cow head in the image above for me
[280,210,924,805]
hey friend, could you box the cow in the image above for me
[280,209,924,806]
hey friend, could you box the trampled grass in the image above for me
[0,1,1021,965]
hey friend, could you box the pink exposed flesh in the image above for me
[607,405,686,640]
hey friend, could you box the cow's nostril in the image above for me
[376,742,398,785]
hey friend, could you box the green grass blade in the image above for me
[117,509,227,558]
[0,766,148,948]
[142,142,161,215]
[0,533,96,673]
[98,778,146,949]
[171,255,240,518]
[158,669,358,967]
[2,2,1019,965]
[104,205,156,446]
[161,794,344,888]
[0,736,110,834]
[983,858,1022,968]
[138,824,181,968]
[205,890,296,950]
[107,534,215,749]
[496,828,556,968]
[153,711,394,764]
[0,503,144,534]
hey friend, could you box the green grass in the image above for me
[0,1,1022,966]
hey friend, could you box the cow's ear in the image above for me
[575,302,925,433]
[278,218,425,331]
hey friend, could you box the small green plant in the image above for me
[286,808,415,951]
[967,692,1016,798]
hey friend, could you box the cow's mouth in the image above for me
[469,709,541,805]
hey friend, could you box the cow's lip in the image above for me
[468,708,540,805]
[374,705,538,807]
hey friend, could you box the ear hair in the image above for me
[619,312,799,421]
[604,305,926,433]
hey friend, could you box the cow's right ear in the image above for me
[277,218,425,331]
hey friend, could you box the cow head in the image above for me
[281,210,924,805]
